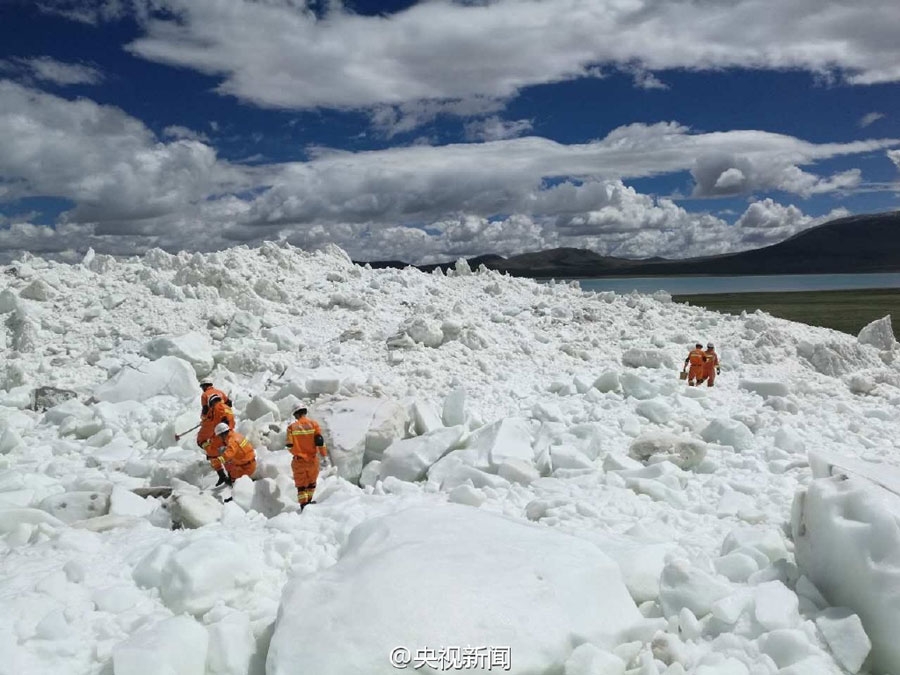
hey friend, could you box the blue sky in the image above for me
[1,0,899,263]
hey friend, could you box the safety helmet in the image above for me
[707,343,715,349]
[292,404,307,417]
[199,378,214,387]
[214,422,230,436]
[208,394,222,406]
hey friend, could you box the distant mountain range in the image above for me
[359,210,900,278]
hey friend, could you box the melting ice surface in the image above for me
[1,242,899,674]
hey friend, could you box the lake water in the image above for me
[567,273,900,295]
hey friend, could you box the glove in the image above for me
[716,367,721,375]
[216,469,230,486]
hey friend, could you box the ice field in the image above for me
[1,243,899,674]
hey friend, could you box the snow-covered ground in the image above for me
[1,243,899,675]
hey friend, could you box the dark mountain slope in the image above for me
[358,210,900,277]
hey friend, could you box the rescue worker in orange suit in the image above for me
[199,378,229,410]
[197,394,235,484]
[285,405,329,510]
[699,342,720,387]
[212,422,257,485]
[684,343,706,386]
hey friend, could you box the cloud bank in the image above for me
[0,79,893,263]
[37,0,900,119]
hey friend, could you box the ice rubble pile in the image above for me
[268,504,646,675]
[792,451,900,674]
[0,243,899,673]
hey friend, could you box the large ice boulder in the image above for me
[95,356,197,403]
[314,397,409,483]
[857,315,896,351]
[398,316,444,348]
[0,288,20,313]
[244,395,279,421]
[739,380,791,398]
[225,310,260,339]
[43,398,93,425]
[634,398,673,425]
[365,399,410,462]
[113,615,208,675]
[628,432,707,470]
[464,417,534,470]
[585,531,680,604]
[39,491,111,523]
[593,370,620,393]
[265,325,301,351]
[659,558,733,618]
[279,365,365,395]
[796,340,872,378]
[31,386,78,412]
[306,367,360,394]
[428,451,513,491]
[109,486,157,518]
[379,426,466,482]
[410,398,443,435]
[170,491,224,529]
[141,332,215,377]
[621,348,675,370]
[620,373,657,400]
[133,538,261,615]
[792,466,895,674]
[206,611,257,675]
[700,418,754,452]
[0,427,24,454]
[19,279,54,301]
[815,608,872,674]
[267,505,642,675]
[441,387,466,426]
[0,507,65,537]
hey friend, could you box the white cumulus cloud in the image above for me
[0,81,895,263]
[889,149,900,170]
[0,56,103,86]
[34,0,900,122]
[0,80,248,226]
[859,112,885,128]
[163,125,211,143]
[464,117,534,142]
[693,154,864,199]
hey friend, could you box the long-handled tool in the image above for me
[174,422,201,442]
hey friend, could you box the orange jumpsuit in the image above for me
[197,400,235,457]
[201,386,228,409]
[685,348,705,385]
[218,432,257,481]
[286,416,328,506]
[701,349,719,387]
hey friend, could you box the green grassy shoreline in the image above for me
[673,288,900,336]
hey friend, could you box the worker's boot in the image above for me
[215,469,229,486]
